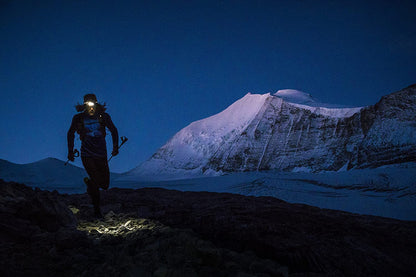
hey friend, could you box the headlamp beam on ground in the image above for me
[85,101,96,107]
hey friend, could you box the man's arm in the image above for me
[104,113,119,155]
[67,115,78,160]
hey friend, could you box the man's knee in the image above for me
[100,180,109,190]
[86,180,99,195]
[97,174,110,190]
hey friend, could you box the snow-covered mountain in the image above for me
[0,158,121,193]
[123,84,416,180]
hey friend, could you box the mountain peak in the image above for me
[123,86,415,180]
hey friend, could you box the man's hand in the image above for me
[67,151,75,162]
[112,148,119,157]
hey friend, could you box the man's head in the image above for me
[84,94,97,116]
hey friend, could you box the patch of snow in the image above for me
[288,103,363,118]
[337,162,350,172]
[274,89,316,105]
[291,167,313,173]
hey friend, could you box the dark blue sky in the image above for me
[1,0,415,173]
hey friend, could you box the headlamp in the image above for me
[85,101,95,107]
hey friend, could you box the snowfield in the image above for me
[114,162,416,221]
[1,157,415,220]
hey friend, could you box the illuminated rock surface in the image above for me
[2,180,416,276]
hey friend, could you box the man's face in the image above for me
[85,102,96,116]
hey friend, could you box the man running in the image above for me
[67,94,118,217]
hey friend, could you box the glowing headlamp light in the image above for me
[85,101,95,107]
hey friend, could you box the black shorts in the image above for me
[81,156,110,190]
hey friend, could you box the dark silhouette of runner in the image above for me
[67,94,118,217]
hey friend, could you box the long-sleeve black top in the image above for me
[67,112,118,158]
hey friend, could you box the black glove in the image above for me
[112,148,119,156]
[68,151,75,162]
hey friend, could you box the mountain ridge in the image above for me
[124,85,416,180]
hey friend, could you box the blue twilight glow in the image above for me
[0,0,415,173]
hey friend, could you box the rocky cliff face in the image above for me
[2,179,416,276]
[356,85,416,168]
[126,85,416,178]
[209,84,416,172]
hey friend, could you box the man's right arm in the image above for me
[67,115,78,159]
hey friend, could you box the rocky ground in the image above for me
[1,179,416,276]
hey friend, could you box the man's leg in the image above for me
[82,156,103,217]
[94,158,110,190]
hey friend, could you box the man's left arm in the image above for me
[104,113,119,156]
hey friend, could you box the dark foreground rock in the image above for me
[1,179,416,276]
[1,180,286,277]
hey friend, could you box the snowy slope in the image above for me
[123,93,272,180]
[114,162,416,221]
[161,92,270,163]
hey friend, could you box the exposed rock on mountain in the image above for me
[356,85,416,168]
[125,85,416,179]
[2,179,416,276]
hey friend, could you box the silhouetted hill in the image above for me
[0,158,121,193]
